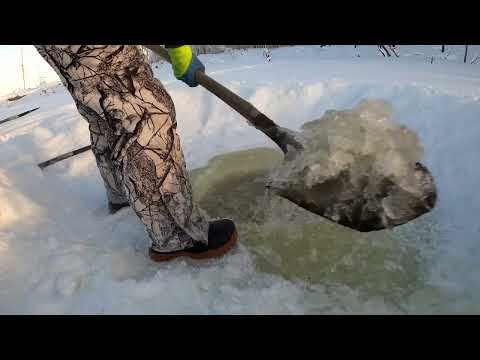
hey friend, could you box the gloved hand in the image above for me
[166,45,205,87]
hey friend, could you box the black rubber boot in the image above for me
[108,201,130,214]
[149,219,238,262]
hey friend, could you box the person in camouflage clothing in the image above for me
[36,45,237,261]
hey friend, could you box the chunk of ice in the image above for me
[268,99,436,231]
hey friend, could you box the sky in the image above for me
[0,45,60,96]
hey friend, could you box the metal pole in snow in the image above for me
[21,47,26,90]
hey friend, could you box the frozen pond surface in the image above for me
[1,45,479,314]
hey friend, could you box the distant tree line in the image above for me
[442,45,471,63]
[141,45,287,63]
[141,45,476,65]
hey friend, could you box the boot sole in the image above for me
[149,230,238,262]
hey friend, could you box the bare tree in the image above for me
[389,45,399,57]
[378,45,391,57]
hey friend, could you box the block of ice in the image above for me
[267,99,437,231]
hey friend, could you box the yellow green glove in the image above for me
[166,45,205,87]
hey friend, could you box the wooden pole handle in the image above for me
[145,45,301,153]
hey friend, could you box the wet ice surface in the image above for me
[190,147,438,313]
[1,45,480,314]
[268,99,437,231]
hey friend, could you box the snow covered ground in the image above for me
[1,45,479,314]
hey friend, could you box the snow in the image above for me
[1,45,480,314]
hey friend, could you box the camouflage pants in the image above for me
[36,45,209,252]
